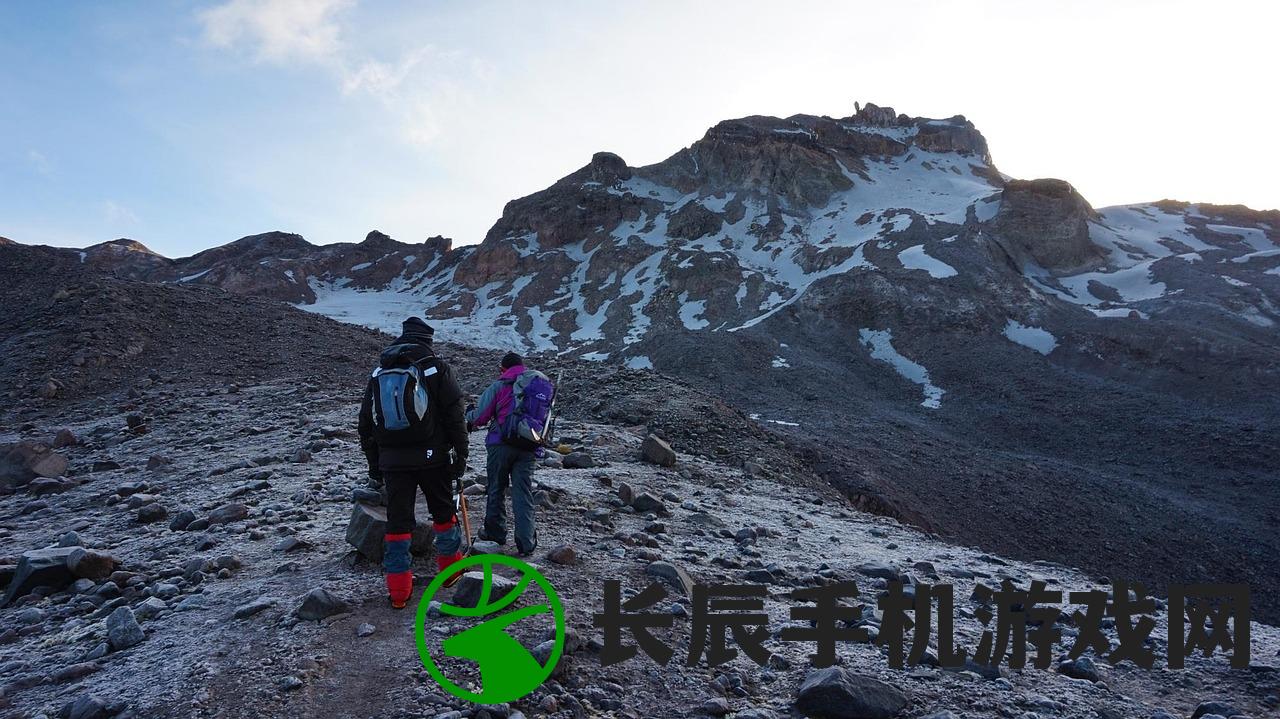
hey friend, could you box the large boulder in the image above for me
[639,435,677,467]
[345,503,433,562]
[794,667,908,719]
[988,178,1107,276]
[2,546,78,605]
[1,441,69,492]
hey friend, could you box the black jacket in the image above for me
[357,334,468,472]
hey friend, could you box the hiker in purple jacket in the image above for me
[465,352,541,555]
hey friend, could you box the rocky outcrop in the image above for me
[988,178,1107,275]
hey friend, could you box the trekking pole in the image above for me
[455,470,472,550]
[542,370,564,448]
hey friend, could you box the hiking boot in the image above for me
[437,551,465,588]
[386,570,412,609]
[516,531,538,558]
[476,531,506,546]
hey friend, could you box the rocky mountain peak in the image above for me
[359,230,405,250]
[86,238,160,255]
[851,101,903,126]
[422,235,452,254]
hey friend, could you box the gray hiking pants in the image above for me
[482,443,537,553]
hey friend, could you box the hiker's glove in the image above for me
[367,466,383,484]
[450,458,468,480]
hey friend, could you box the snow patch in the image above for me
[858,328,944,409]
[678,292,709,330]
[179,269,211,283]
[897,245,958,278]
[1002,320,1058,355]
[625,355,653,370]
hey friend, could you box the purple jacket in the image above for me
[466,364,525,446]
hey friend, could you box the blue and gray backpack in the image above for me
[370,359,438,446]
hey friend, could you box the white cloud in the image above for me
[27,150,52,177]
[101,200,140,227]
[198,0,467,149]
[198,0,351,65]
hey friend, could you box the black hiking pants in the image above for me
[383,466,455,535]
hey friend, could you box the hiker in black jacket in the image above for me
[357,317,469,608]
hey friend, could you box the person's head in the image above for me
[401,317,434,344]
[500,351,523,371]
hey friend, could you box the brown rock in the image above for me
[67,548,116,581]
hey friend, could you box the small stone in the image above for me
[67,548,116,580]
[471,539,502,555]
[617,482,635,504]
[234,596,276,619]
[639,434,677,466]
[295,587,350,621]
[1056,656,1101,682]
[65,692,110,719]
[135,504,168,523]
[105,606,145,650]
[152,583,180,599]
[176,594,208,611]
[546,544,576,565]
[631,492,668,515]
[135,597,168,619]
[275,536,311,553]
[169,509,197,531]
[794,667,908,719]
[279,675,304,691]
[52,429,79,448]
[562,452,594,469]
[208,502,249,524]
[452,572,518,609]
[700,698,731,716]
[1190,701,1240,719]
[645,561,694,596]
[856,560,900,581]
[356,622,376,637]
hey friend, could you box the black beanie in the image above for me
[401,317,434,341]
[501,351,523,369]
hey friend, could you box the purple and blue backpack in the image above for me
[501,370,556,451]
